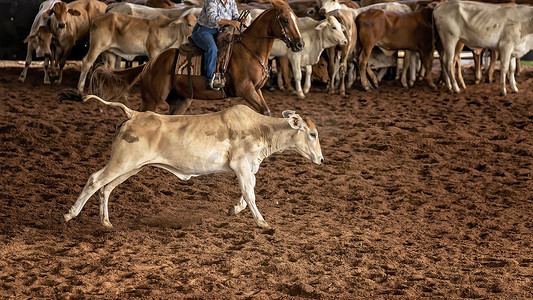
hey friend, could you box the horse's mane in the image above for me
[270,0,289,9]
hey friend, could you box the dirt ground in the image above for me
[1,64,533,298]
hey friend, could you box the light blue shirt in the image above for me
[196,0,239,29]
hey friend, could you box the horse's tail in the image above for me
[88,64,146,100]
[58,89,136,119]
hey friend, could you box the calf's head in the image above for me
[312,55,329,83]
[24,26,55,58]
[317,15,347,47]
[283,110,324,165]
[46,2,82,31]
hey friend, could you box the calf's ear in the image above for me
[23,34,35,43]
[282,110,296,118]
[68,9,81,16]
[287,115,305,130]
[315,21,327,31]
[44,8,54,17]
[283,111,305,130]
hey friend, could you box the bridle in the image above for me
[224,7,299,89]
[236,8,295,48]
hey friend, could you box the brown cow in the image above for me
[356,7,436,91]
[45,0,107,84]
[77,11,196,92]
[311,55,330,84]
[325,8,357,96]
[146,0,175,8]
[238,0,322,19]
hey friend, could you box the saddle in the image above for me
[175,28,234,77]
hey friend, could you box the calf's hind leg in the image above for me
[61,164,139,225]
[228,196,248,216]
[98,168,142,228]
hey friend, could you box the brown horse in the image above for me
[90,0,304,116]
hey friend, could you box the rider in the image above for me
[191,0,242,90]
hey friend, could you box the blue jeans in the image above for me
[191,24,218,83]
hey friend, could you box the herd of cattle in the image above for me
[19,0,533,101]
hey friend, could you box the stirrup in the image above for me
[209,73,225,90]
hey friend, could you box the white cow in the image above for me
[18,0,61,84]
[270,16,348,99]
[45,0,108,84]
[106,2,202,19]
[77,12,196,92]
[434,1,533,95]
[60,95,324,230]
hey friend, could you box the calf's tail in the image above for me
[58,89,136,119]
[88,64,146,101]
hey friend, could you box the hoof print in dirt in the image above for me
[261,228,275,235]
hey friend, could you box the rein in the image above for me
[229,8,293,89]
[236,10,293,45]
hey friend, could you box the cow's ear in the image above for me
[44,8,54,17]
[315,21,327,31]
[68,9,81,16]
[283,111,304,130]
[287,115,304,130]
[282,110,296,118]
[23,34,35,43]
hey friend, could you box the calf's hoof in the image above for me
[101,221,113,228]
[59,214,67,224]
[257,220,272,230]
[228,206,236,216]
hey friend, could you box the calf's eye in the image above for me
[310,132,317,138]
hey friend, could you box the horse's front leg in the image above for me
[238,84,272,116]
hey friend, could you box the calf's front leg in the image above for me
[230,160,271,229]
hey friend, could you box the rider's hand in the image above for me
[228,20,242,30]
[220,19,241,30]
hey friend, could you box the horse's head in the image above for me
[271,0,305,52]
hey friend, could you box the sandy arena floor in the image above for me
[1,64,533,298]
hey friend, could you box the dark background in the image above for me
[0,0,90,60]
